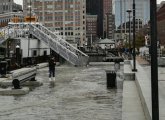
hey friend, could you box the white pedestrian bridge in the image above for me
[0,22,89,66]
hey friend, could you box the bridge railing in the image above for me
[35,24,88,58]
[0,26,27,44]
[0,22,89,66]
[29,24,82,65]
[29,24,89,66]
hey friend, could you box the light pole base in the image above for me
[132,69,137,72]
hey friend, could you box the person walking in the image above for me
[48,57,56,82]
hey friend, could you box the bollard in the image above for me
[114,61,120,71]
[0,61,7,77]
[106,70,116,88]
[12,79,21,89]
[5,59,11,72]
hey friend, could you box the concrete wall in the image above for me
[20,38,50,58]
[88,54,105,62]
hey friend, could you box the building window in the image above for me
[43,50,47,56]
[33,50,37,56]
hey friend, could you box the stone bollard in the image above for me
[12,79,21,89]
[106,70,116,88]
[114,61,120,71]
[0,61,7,77]
[5,59,11,73]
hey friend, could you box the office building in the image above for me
[0,12,24,27]
[0,0,22,14]
[86,15,97,46]
[112,0,150,32]
[86,0,103,38]
[23,0,86,47]
[157,1,165,46]
[103,0,114,39]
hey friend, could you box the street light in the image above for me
[28,0,32,23]
[16,45,20,65]
[150,0,159,120]
[7,27,10,58]
[132,0,137,72]
[28,0,32,57]
[146,26,150,46]
[90,34,93,51]
[126,9,132,51]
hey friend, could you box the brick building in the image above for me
[23,0,86,47]
[0,0,22,27]
[157,2,165,46]
[86,15,97,46]
[86,0,103,38]
[103,0,114,39]
[0,0,22,14]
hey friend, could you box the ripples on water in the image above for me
[0,64,123,120]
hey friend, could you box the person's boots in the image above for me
[53,77,55,82]
[50,77,55,86]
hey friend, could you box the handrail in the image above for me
[35,24,88,57]
[0,22,89,66]
[29,24,83,65]
[29,24,89,66]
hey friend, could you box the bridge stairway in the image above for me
[0,23,89,66]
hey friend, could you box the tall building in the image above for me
[103,0,114,39]
[86,0,103,38]
[86,15,97,46]
[0,0,22,14]
[0,0,22,27]
[112,0,150,32]
[103,0,111,14]
[23,0,86,47]
[157,1,165,46]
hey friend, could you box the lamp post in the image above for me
[7,27,10,58]
[90,34,93,51]
[150,0,159,120]
[16,45,20,65]
[146,26,150,46]
[126,9,132,51]
[7,39,10,58]
[132,0,137,72]
[28,0,32,57]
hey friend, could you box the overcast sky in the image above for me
[158,0,164,3]
[14,0,23,5]
[13,0,164,6]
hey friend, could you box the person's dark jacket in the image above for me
[49,58,56,70]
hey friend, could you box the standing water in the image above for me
[0,63,123,120]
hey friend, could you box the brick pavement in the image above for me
[136,56,150,65]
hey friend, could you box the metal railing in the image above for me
[0,22,89,66]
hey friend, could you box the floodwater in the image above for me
[0,63,123,120]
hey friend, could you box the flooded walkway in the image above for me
[0,64,123,120]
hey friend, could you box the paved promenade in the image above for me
[122,81,146,120]
[122,56,147,120]
[123,56,165,120]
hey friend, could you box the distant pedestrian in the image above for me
[48,57,56,82]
